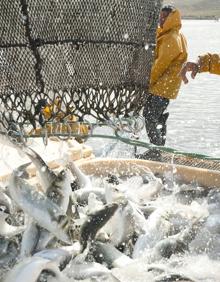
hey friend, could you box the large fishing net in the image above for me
[0,0,162,134]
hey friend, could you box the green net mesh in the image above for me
[0,0,162,132]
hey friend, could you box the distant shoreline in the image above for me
[182,16,220,20]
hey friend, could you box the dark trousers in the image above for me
[143,93,169,146]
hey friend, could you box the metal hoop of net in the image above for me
[0,0,162,136]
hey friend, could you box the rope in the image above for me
[114,131,220,161]
[1,120,220,162]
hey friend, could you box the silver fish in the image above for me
[0,190,16,214]
[23,147,73,213]
[34,248,72,270]
[149,223,202,262]
[123,173,163,204]
[22,146,56,192]
[103,187,148,246]
[60,242,82,258]
[20,218,40,258]
[73,187,106,205]
[4,257,65,282]
[36,169,73,251]
[80,203,118,251]
[46,168,73,213]
[8,171,71,244]
[0,212,26,238]
[92,242,133,268]
[133,208,172,258]
[67,161,92,190]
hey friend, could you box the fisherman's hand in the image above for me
[180,62,199,84]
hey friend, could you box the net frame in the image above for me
[0,0,162,133]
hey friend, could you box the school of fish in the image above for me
[1,144,220,282]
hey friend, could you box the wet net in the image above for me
[0,0,162,132]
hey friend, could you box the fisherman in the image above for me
[181,53,220,84]
[136,5,188,161]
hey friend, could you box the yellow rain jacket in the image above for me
[198,53,220,75]
[149,9,188,99]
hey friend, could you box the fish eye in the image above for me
[58,170,66,179]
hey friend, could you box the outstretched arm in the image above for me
[198,53,220,75]
[181,53,220,84]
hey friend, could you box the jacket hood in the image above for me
[160,9,182,35]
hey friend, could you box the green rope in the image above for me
[1,124,220,162]
[113,131,220,161]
